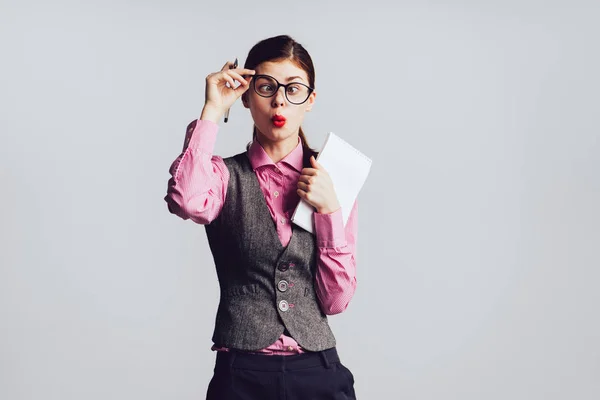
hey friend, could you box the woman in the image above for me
[164,34,358,399]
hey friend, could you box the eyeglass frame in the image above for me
[249,74,315,105]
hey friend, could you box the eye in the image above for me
[287,85,301,94]
[259,84,274,93]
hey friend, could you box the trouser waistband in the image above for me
[215,347,340,372]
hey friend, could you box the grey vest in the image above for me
[204,151,336,352]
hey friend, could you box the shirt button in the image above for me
[280,217,286,224]
[287,346,294,351]
[274,191,279,197]
[278,263,289,272]
[278,300,289,312]
[277,280,289,292]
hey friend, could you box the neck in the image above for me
[255,131,300,164]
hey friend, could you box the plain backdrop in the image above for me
[1,1,599,399]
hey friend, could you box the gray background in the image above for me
[1,0,599,399]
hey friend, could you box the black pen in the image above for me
[224,58,238,123]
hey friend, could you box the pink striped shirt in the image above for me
[164,119,358,355]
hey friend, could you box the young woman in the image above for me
[164,34,358,399]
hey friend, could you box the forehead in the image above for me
[255,60,309,82]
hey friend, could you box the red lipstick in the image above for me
[271,115,286,128]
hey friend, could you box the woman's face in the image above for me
[243,59,316,144]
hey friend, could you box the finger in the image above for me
[297,188,309,199]
[234,68,256,77]
[222,71,241,88]
[234,77,252,95]
[226,70,250,86]
[301,168,318,176]
[235,68,256,74]
[207,70,233,86]
[297,182,309,191]
[298,175,312,185]
[216,70,237,85]
[220,73,236,89]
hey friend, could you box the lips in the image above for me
[271,115,286,128]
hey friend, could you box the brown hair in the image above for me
[243,35,318,162]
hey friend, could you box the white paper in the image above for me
[291,132,372,233]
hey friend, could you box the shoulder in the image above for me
[223,151,251,168]
[224,151,249,161]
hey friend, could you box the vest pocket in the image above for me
[223,284,259,297]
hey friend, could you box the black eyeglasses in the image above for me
[250,74,314,105]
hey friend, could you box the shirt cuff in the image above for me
[314,208,346,248]
[185,119,219,153]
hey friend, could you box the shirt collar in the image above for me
[248,135,304,173]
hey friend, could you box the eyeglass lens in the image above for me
[253,76,310,104]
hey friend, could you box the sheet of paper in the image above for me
[291,132,372,233]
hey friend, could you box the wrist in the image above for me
[200,104,222,123]
[317,205,340,215]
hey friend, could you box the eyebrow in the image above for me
[284,76,305,82]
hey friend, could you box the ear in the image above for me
[241,92,249,109]
[305,90,316,112]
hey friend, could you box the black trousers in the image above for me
[206,347,356,400]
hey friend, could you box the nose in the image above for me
[271,86,286,107]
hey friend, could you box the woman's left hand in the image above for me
[297,156,341,214]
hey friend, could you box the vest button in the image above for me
[278,263,289,272]
[277,280,289,292]
[278,300,289,312]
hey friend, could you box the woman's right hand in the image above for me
[201,61,255,122]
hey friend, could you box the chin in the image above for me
[260,125,296,141]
